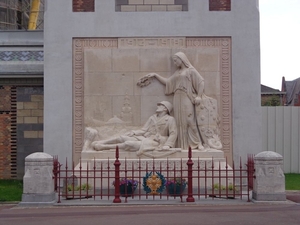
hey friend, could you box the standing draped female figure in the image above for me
[144,52,204,150]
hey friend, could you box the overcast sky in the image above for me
[259,0,300,90]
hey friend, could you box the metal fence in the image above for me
[53,148,254,203]
[262,106,300,173]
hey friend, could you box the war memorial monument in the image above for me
[43,0,262,165]
[22,1,288,205]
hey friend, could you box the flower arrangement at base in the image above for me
[166,178,187,196]
[143,172,166,195]
[113,178,138,197]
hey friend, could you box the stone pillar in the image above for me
[252,151,286,201]
[20,152,55,206]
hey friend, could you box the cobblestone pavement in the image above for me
[0,203,299,225]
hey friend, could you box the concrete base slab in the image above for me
[20,192,56,206]
[252,191,286,201]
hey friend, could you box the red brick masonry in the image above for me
[0,86,16,179]
[209,0,231,11]
[0,113,12,179]
[73,0,95,12]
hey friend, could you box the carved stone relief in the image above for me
[73,37,232,162]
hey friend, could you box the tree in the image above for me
[262,95,281,106]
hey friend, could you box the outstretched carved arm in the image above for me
[137,73,167,87]
[149,73,167,85]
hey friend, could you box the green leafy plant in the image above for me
[67,183,92,192]
[228,183,236,191]
[213,183,225,190]
[80,183,91,190]
[213,183,236,191]
[262,95,281,106]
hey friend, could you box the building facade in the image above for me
[0,0,261,178]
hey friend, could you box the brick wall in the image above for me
[0,86,17,179]
[294,94,300,106]
[0,85,45,179]
[73,0,95,12]
[0,114,12,179]
[116,0,188,12]
[72,0,231,12]
[209,0,231,11]
[16,87,43,179]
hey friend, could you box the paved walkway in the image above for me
[1,191,299,225]
[1,202,299,225]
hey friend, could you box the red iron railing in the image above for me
[54,147,254,203]
[246,154,255,190]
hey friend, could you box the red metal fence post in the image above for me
[53,156,62,203]
[52,155,59,192]
[247,154,254,190]
[113,146,121,203]
[186,147,195,202]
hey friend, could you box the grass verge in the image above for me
[285,173,300,190]
[0,179,23,202]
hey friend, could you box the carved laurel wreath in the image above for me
[137,76,153,87]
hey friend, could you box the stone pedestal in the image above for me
[252,151,286,201]
[81,148,225,160]
[20,152,56,206]
[72,149,232,190]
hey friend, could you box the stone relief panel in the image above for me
[73,37,232,161]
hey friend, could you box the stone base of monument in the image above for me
[69,149,233,191]
[19,193,56,206]
[252,151,286,202]
[19,152,56,206]
[252,192,286,201]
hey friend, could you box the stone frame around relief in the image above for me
[72,37,232,162]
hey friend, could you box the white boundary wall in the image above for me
[262,107,300,173]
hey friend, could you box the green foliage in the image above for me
[213,183,225,190]
[67,184,74,191]
[81,183,91,190]
[262,95,281,106]
[213,183,236,191]
[67,183,92,192]
[228,183,235,191]
[285,173,300,190]
[0,179,23,202]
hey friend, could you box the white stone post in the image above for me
[252,151,286,201]
[20,152,56,206]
